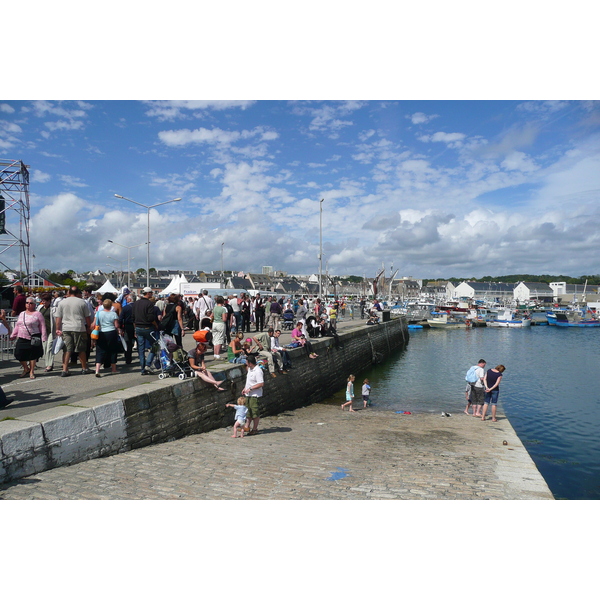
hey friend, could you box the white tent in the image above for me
[159,274,181,296]
[96,279,119,294]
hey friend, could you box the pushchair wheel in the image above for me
[178,373,186,380]
[158,373,166,380]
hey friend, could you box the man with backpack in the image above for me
[465,359,486,416]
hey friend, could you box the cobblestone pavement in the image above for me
[0,403,553,500]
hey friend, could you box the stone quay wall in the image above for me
[0,318,409,484]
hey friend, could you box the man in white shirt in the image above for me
[270,328,291,371]
[229,294,240,333]
[242,355,264,435]
[194,290,214,328]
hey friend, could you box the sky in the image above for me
[2,99,599,280]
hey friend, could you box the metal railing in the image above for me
[0,316,17,361]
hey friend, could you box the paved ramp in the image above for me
[0,403,553,500]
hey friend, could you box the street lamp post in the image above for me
[114,194,182,288]
[221,242,225,289]
[108,239,146,289]
[319,198,324,299]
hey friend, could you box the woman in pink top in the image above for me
[291,325,317,359]
[10,297,48,379]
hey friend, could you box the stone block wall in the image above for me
[0,318,408,483]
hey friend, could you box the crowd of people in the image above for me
[1,286,366,382]
[0,285,386,420]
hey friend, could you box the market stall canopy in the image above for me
[96,279,119,294]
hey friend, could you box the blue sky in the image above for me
[2,99,599,280]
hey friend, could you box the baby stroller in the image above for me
[282,308,295,330]
[155,332,192,380]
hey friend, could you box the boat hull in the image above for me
[547,311,600,327]
[426,321,464,329]
[488,319,532,328]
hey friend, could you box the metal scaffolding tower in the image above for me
[0,159,31,280]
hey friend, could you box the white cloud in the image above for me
[31,101,87,119]
[0,120,22,149]
[158,126,278,147]
[59,175,87,188]
[358,129,376,141]
[144,100,255,120]
[44,120,85,132]
[409,112,439,125]
[293,101,364,135]
[419,131,466,146]
[0,104,15,113]
[31,170,51,183]
[517,100,569,114]
[148,170,198,196]
[501,151,538,172]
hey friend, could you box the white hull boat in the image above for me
[488,309,532,328]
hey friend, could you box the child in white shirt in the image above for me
[226,397,249,438]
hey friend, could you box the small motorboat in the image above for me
[488,309,532,328]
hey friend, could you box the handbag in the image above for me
[90,312,100,341]
[22,313,43,347]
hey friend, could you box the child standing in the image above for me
[341,374,356,412]
[362,378,371,408]
[226,397,249,438]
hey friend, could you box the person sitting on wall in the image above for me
[290,323,317,359]
[188,341,225,390]
[366,310,380,325]
[270,329,292,371]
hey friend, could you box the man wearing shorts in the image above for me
[469,359,486,417]
[243,355,264,435]
[54,286,93,377]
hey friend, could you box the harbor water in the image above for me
[322,323,600,500]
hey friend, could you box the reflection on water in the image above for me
[321,325,600,500]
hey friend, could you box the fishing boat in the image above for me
[546,308,600,327]
[488,309,532,328]
[463,307,492,327]
[426,311,465,329]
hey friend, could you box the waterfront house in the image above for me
[394,278,421,300]
[513,282,554,304]
[453,281,516,303]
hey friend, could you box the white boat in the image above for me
[427,311,465,329]
[488,309,532,328]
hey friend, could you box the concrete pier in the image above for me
[0,400,552,500]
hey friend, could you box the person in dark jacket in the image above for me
[118,293,135,364]
[132,287,159,374]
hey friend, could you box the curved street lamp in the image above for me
[114,194,182,288]
[108,239,146,289]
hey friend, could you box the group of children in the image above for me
[341,375,371,412]
[225,375,373,438]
